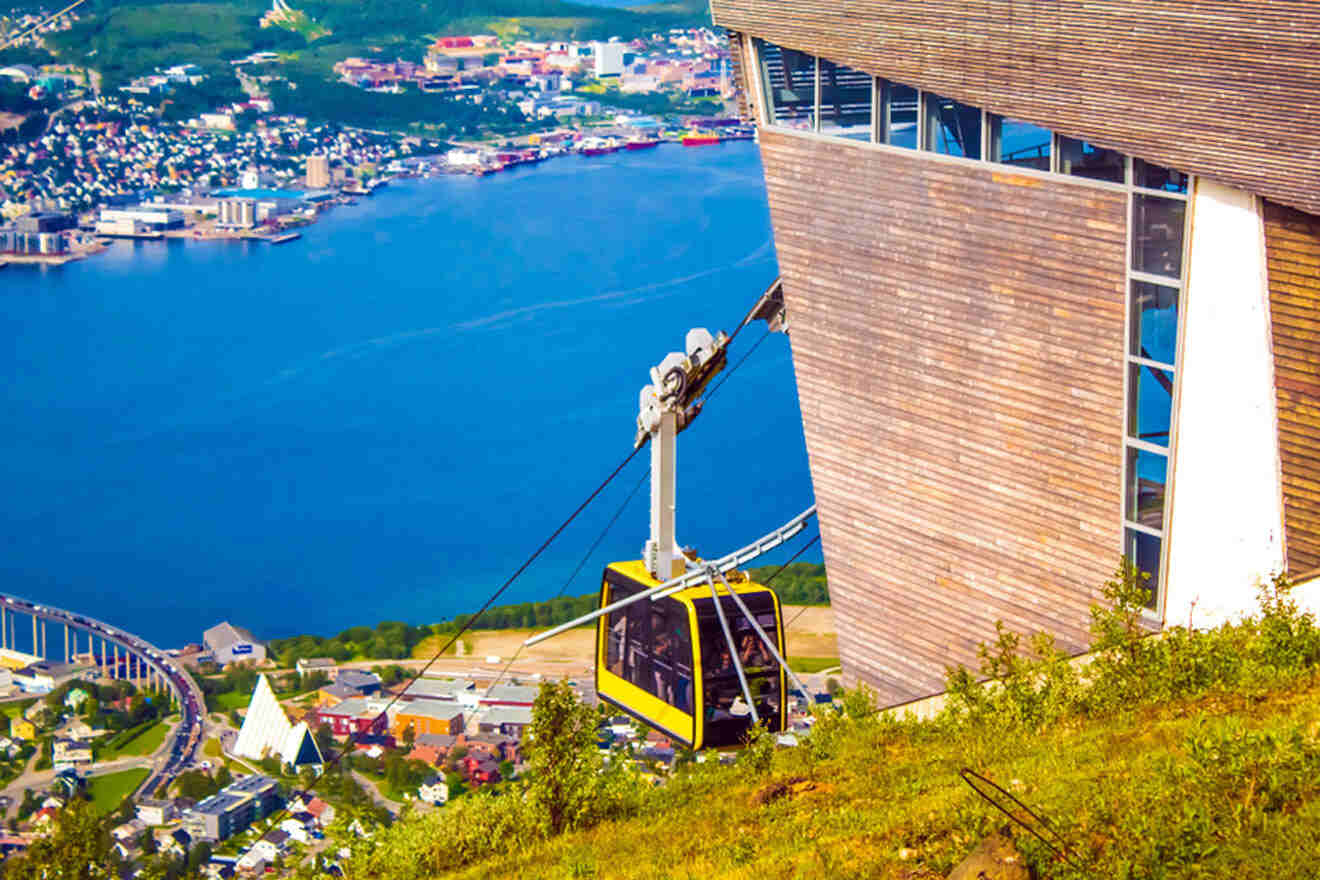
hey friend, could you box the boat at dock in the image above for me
[625,139,662,150]
[578,136,621,156]
[680,132,722,147]
[267,232,301,244]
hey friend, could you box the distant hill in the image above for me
[42,0,711,88]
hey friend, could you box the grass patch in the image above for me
[0,699,35,719]
[410,634,472,660]
[98,719,169,760]
[211,691,250,711]
[788,656,838,674]
[86,768,150,816]
[203,738,222,758]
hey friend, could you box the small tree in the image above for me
[525,679,599,835]
[401,723,416,750]
[4,799,110,879]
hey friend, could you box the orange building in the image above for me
[391,702,464,739]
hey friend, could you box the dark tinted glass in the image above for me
[1124,528,1161,608]
[989,116,1050,170]
[1132,194,1186,279]
[696,592,782,746]
[756,40,814,129]
[1125,447,1168,529]
[605,580,693,712]
[883,82,918,149]
[924,92,981,158]
[1129,280,1179,366]
[818,58,871,140]
[1128,363,1174,448]
[1133,158,1189,194]
[1057,136,1125,183]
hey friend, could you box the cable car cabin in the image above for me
[595,560,787,749]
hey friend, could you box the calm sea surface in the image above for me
[0,142,816,647]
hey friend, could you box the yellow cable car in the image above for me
[595,560,787,750]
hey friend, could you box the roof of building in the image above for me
[397,702,464,722]
[404,678,473,700]
[481,684,539,704]
[319,683,358,701]
[481,705,534,727]
[334,669,380,690]
[203,621,262,652]
[317,697,373,718]
[415,733,459,749]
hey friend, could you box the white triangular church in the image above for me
[233,674,324,769]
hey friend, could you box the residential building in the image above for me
[417,775,448,805]
[183,775,282,841]
[592,40,627,77]
[312,697,387,738]
[295,657,336,678]
[715,1,1320,707]
[202,622,266,666]
[52,738,92,765]
[477,705,532,738]
[305,154,330,189]
[391,702,464,740]
[136,799,178,826]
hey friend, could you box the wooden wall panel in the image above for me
[725,31,752,122]
[1264,202,1320,578]
[760,130,1128,705]
[714,1,1320,218]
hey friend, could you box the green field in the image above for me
[787,656,839,674]
[213,691,250,711]
[99,720,169,759]
[86,768,150,816]
[0,699,36,720]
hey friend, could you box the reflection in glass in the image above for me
[1133,158,1189,194]
[817,58,872,140]
[1128,363,1174,447]
[923,92,982,158]
[1132,194,1186,279]
[1057,136,1125,183]
[755,40,815,129]
[1129,280,1179,366]
[988,116,1051,170]
[1124,528,1161,608]
[881,82,918,149]
[1126,447,1168,529]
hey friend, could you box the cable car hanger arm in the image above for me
[521,503,817,648]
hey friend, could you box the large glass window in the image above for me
[1124,528,1162,609]
[1132,194,1187,279]
[923,92,982,159]
[880,81,918,149]
[1057,136,1125,183]
[988,115,1051,170]
[1129,280,1179,366]
[604,580,693,713]
[755,40,815,130]
[1133,158,1189,194]
[817,59,872,140]
[1128,363,1174,447]
[1125,447,1167,529]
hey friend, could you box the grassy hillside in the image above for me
[339,567,1320,879]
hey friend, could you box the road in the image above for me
[0,593,208,798]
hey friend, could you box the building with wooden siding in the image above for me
[713,1,1320,706]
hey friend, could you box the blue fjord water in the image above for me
[0,142,815,648]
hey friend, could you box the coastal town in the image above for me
[0,603,836,877]
[1,19,749,266]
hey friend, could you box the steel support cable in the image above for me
[958,768,1091,877]
[279,441,646,822]
[487,467,648,695]
[702,327,772,405]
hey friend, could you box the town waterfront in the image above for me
[0,142,814,649]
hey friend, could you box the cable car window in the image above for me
[694,593,782,745]
[604,575,693,713]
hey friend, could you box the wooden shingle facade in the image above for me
[761,130,1128,703]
